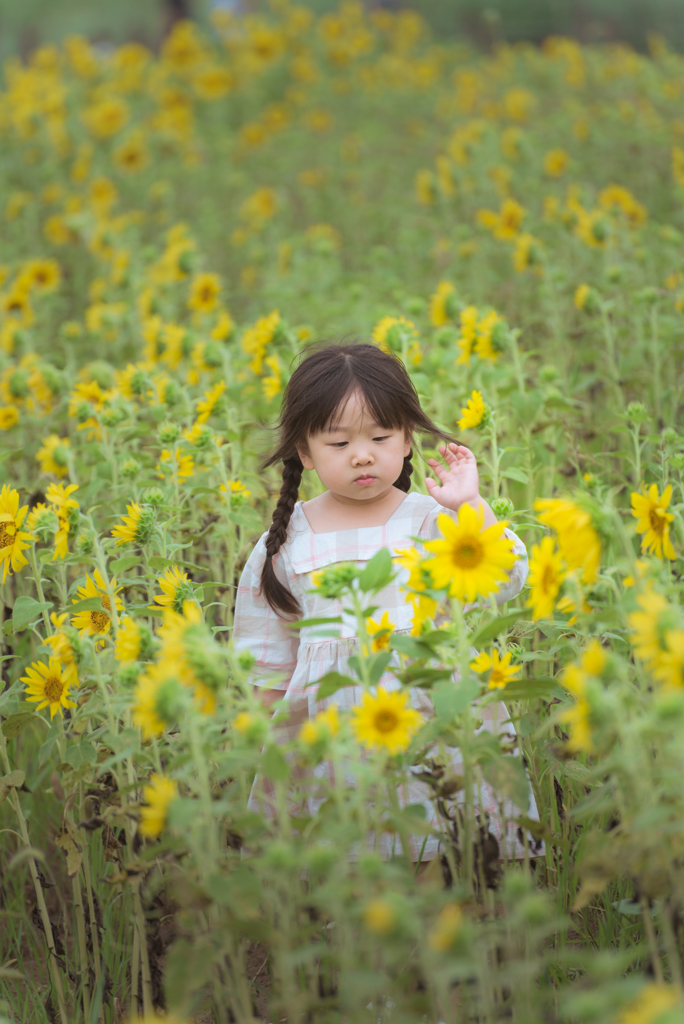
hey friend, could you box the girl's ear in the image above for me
[297,444,314,470]
[403,431,413,458]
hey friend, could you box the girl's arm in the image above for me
[233,534,300,696]
[425,444,496,526]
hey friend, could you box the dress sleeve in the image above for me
[496,527,528,604]
[232,534,300,689]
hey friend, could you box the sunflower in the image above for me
[630,483,677,560]
[0,485,32,583]
[534,497,601,584]
[115,616,142,663]
[364,611,395,654]
[111,503,155,547]
[36,435,70,477]
[240,310,281,375]
[195,380,226,423]
[157,449,194,483]
[46,482,79,560]
[456,305,479,365]
[526,536,565,620]
[219,480,251,505]
[574,283,590,310]
[371,315,417,353]
[429,281,457,327]
[113,135,150,174]
[132,664,177,739]
[43,613,80,685]
[560,673,593,751]
[187,272,221,314]
[153,565,196,613]
[299,705,340,745]
[629,588,672,665]
[470,648,520,690]
[544,148,569,177]
[193,65,234,100]
[22,658,76,719]
[653,629,684,689]
[428,905,463,952]
[351,686,423,754]
[618,984,681,1024]
[262,355,282,401]
[71,569,124,641]
[457,390,486,431]
[0,406,19,430]
[138,774,178,840]
[423,506,516,603]
[19,258,62,293]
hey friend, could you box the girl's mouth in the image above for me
[354,475,376,486]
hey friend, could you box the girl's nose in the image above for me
[351,448,373,466]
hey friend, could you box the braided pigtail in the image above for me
[260,457,303,617]
[394,450,414,493]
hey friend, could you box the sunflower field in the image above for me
[1,5,684,1023]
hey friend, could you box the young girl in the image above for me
[233,343,541,863]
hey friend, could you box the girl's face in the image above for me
[298,390,410,503]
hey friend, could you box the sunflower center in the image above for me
[452,536,483,569]
[649,508,666,535]
[44,674,64,702]
[101,595,112,611]
[541,564,557,591]
[90,610,110,632]
[0,524,15,548]
[490,668,505,686]
[373,709,399,734]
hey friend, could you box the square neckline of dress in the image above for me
[296,492,412,536]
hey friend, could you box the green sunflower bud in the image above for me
[158,421,181,444]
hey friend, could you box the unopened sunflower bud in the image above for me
[491,496,514,520]
[121,458,141,479]
[158,421,181,444]
[142,487,165,507]
[117,663,140,688]
[662,427,678,446]
[311,562,358,599]
[203,341,223,369]
[101,403,126,427]
[539,364,559,383]
[154,675,186,723]
[626,401,648,425]
[162,379,182,407]
[237,649,256,671]
[75,530,94,556]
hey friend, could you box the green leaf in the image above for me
[110,554,141,573]
[358,547,394,593]
[433,676,479,721]
[68,596,106,614]
[65,740,97,770]
[470,609,527,648]
[262,744,290,782]
[12,596,52,632]
[501,677,565,701]
[307,671,356,700]
[2,712,36,739]
[0,769,25,803]
[502,467,530,485]
[367,650,393,685]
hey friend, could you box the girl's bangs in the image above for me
[308,374,410,437]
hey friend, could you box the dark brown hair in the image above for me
[260,342,454,616]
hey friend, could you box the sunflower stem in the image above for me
[0,725,69,1024]
[28,543,53,635]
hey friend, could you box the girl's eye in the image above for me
[373,436,389,442]
[330,441,347,448]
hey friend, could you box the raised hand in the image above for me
[425,444,481,512]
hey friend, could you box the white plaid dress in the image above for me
[233,491,542,861]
